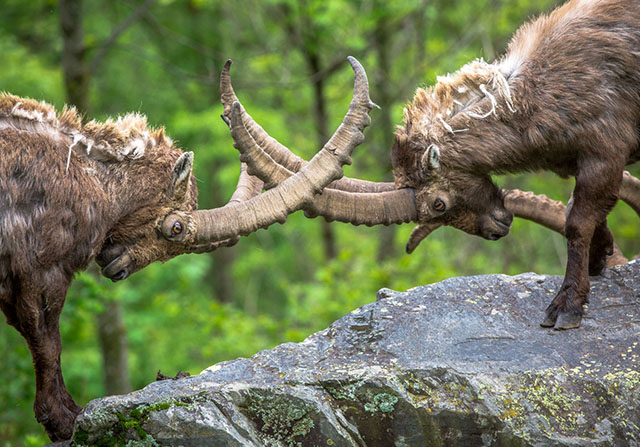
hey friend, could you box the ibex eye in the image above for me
[433,198,446,212]
[171,221,183,235]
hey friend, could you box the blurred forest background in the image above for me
[1,0,639,444]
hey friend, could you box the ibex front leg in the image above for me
[16,273,82,441]
[541,163,621,330]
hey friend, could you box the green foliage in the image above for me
[2,0,638,445]
[0,36,63,103]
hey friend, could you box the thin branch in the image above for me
[141,13,224,61]
[113,42,217,84]
[88,0,156,75]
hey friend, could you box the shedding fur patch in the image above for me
[0,93,168,172]
[11,101,57,123]
[401,59,515,142]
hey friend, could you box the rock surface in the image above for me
[73,262,640,446]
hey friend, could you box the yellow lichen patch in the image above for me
[482,363,640,441]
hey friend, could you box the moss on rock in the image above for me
[72,399,192,447]
[489,365,640,442]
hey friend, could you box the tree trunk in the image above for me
[58,0,132,396]
[372,9,398,262]
[208,247,235,302]
[280,3,338,261]
[307,52,337,260]
[96,302,131,395]
[59,0,90,115]
[206,162,236,302]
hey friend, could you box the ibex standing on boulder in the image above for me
[0,94,202,441]
[221,0,640,330]
[0,58,376,442]
[390,0,640,329]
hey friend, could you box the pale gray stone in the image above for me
[72,261,640,447]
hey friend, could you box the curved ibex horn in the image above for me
[161,57,377,244]
[220,59,395,194]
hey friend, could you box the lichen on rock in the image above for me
[243,391,316,447]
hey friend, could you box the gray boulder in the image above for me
[72,262,640,447]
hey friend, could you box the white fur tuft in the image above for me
[12,103,45,122]
[403,58,517,143]
[122,138,146,159]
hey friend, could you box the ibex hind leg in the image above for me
[541,222,591,328]
[588,220,614,276]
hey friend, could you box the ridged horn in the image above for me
[220,59,395,194]
[161,57,376,244]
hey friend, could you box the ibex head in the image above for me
[96,57,375,280]
[391,133,512,248]
[96,145,199,281]
[95,56,600,280]
[391,59,516,252]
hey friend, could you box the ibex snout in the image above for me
[483,209,513,240]
[96,243,133,282]
[494,208,514,228]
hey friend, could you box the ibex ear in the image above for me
[421,144,441,171]
[169,152,194,201]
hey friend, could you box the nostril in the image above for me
[112,269,127,282]
[96,244,125,268]
[494,211,513,227]
[504,212,514,226]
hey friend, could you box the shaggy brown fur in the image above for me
[0,93,197,441]
[392,0,640,329]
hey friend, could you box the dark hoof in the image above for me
[540,306,558,327]
[554,311,582,330]
[540,315,556,327]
